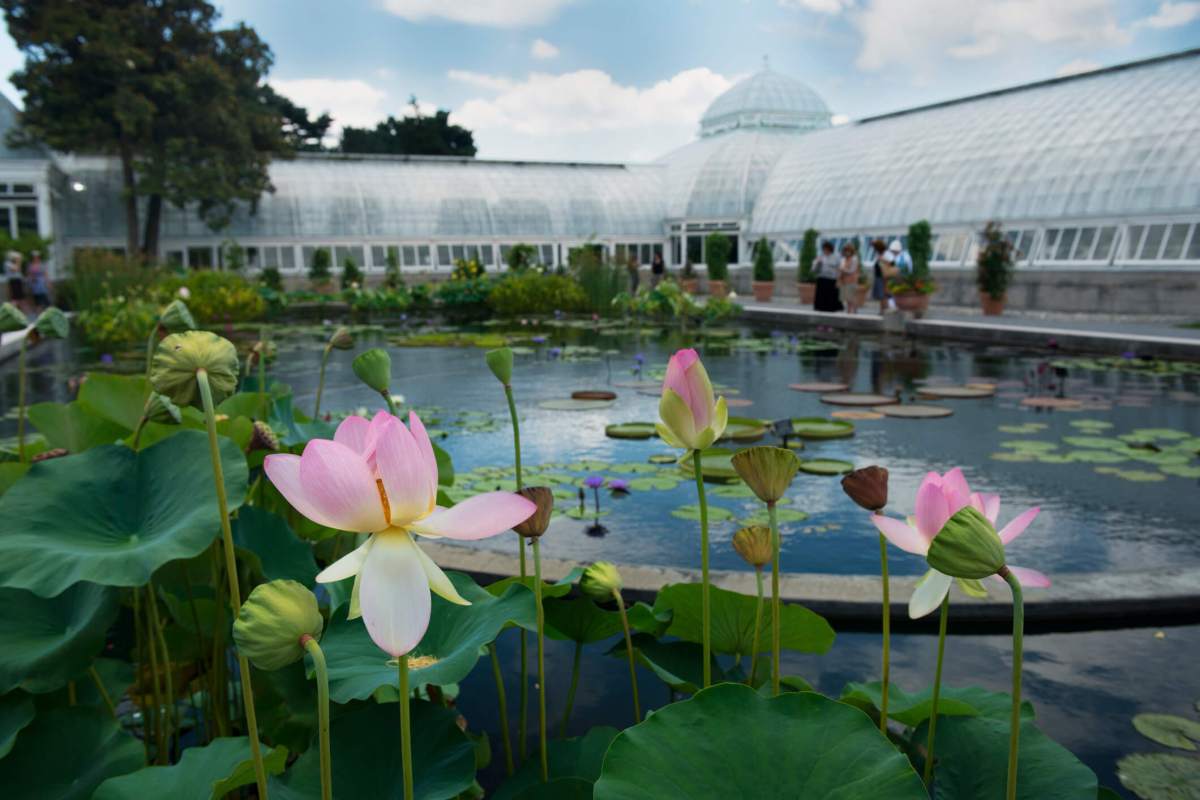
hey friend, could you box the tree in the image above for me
[753,237,774,282]
[506,243,538,271]
[1,0,288,259]
[907,220,932,280]
[340,254,362,289]
[704,232,730,282]
[309,247,331,286]
[799,228,819,283]
[340,97,475,156]
[260,84,331,152]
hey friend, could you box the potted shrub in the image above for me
[887,221,937,317]
[750,238,775,301]
[976,220,1013,315]
[797,228,818,304]
[341,255,362,290]
[681,260,699,293]
[308,247,332,291]
[705,232,731,299]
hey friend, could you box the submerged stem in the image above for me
[89,665,117,719]
[302,636,333,800]
[141,585,165,762]
[769,502,781,696]
[146,579,177,760]
[398,656,414,800]
[17,336,27,462]
[614,591,641,723]
[197,369,269,799]
[314,345,330,419]
[691,449,712,688]
[749,567,764,687]
[488,643,514,774]
[1001,566,1024,800]
[924,593,950,786]
[879,533,890,733]
[559,642,582,738]
[502,382,528,763]
[533,538,548,782]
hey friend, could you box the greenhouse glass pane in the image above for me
[1161,224,1189,259]
[418,246,431,266]
[1186,226,1200,260]
[481,245,494,265]
[1040,229,1060,259]
[402,246,416,267]
[437,245,451,265]
[1073,227,1096,259]
[371,246,385,266]
[263,247,279,268]
[281,247,296,270]
[1092,227,1116,261]
[1138,224,1166,259]
[1125,225,1145,259]
[1054,229,1076,260]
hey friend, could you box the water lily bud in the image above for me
[0,302,25,333]
[732,525,772,568]
[580,561,623,602]
[352,348,392,395]
[233,579,324,671]
[328,326,354,350]
[144,392,182,425]
[926,506,1007,580]
[151,331,240,407]
[841,466,889,511]
[157,299,196,334]
[33,307,68,339]
[730,446,800,504]
[485,347,514,386]
[248,420,280,452]
[513,486,553,538]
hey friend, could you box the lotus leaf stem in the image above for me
[769,502,781,695]
[879,533,891,732]
[691,449,712,688]
[89,665,117,719]
[501,381,529,762]
[924,593,950,785]
[613,590,641,723]
[559,642,582,738]
[749,567,764,687]
[16,336,27,462]
[533,538,548,781]
[488,643,515,774]
[1001,567,1025,800]
[398,656,414,800]
[146,579,178,759]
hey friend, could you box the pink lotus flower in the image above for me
[264,411,536,656]
[871,468,1049,618]
[656,348,727,451]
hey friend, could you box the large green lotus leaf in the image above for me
[27,401,128,452]
[0,431,247,596]
[0,461,29,496]
[252,660,318,756]
[494,726,620,800]
[593,684,928,799]
[653,582,835,656]
[544,595,622,643]
[0,691,35,758]
[321,571,534,702]
[626,600,671,637]
[0,583,119,693]
[232,506,318,586]
[0,706,143,799]
[840,681,982,727]
[267,391,336,448]
[270,698,475,800]
[919,715,1097,799]
[78,372,149,431]
[610,634,724,694]
[1117,753,1200,799]
[94,736,288,800]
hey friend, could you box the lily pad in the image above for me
[1118,753,1200,799]
[999,423,1048,434]
[1000,440,1059,452]
[671,504,736,522]
[1133,713,1200,750]
[1021,397,1083,410]
[605,423,657,440]
[918,385,995,399]
[593,685,927,799]
[1062,436,1125,449]
[494,727,620,800]
[709,483,757,499]
[1101,468,1168,483]
[94,736,289,800]
[677,447,741,481]
[875,403,954,419]
[0,582,119,693]
[788,381,849,393]
[1069,419,1114,430]
[718,416,769,442]
[0,706,144,800]
[791,417,855,439]
[321,571,535,702]
[538,399,615,411]
[1161,464,1200,479]
[627,475,681,491]
[820,392,899,407]
[1132,428,1192,441]
[0,431,248,597]
[831,409,884,420]
[798,458,855,475]
[647,454,677,464]
[742,507,809,525]
[1065,449,1128,464]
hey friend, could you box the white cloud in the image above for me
[379,0,572,28]
[449,67,734,161]
[1136,1,1200,28]
[447,69,515,91]
[778,0,854,13]
[852,0,1129,72]
[1056,58,1101,77]
[530,38,559,60]
[830,113,850,125]
[270,78,389,135]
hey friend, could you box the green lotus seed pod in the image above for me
[580,561,623,602]
[926,506,1007,580]
[158,299,196,333]
[233,579,324,671]
[328,326,354,350]
[33,307,68,339]
[144,392,182,425]
[485,347,514,385]
[352,348,392,395]
[150,330,240,407]
[0,302,26,333]
[730,446,800,504]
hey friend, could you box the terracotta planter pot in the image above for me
[856,284,869,306]
[681,278,700,294]
[708,280,728,299]
[980,292,1006,316]
[751,281,774,302]
[798,282,816,305]
[892,291,931,318]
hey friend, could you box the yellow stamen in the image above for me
[376,478,391,523]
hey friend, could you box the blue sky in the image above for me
[2,0,1198,161]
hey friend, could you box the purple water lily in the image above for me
[583,475,605,489]
[609,478,631,498]
[548,347,562,360]
[100,353,114,365]
[532,335,547,345]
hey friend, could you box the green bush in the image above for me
[451,258,485,281]
[154,271,266,323]
[752,237,774,282]
[308,247,332,286]
[409,282,433,310]
[66,248,161,312]
[341,256,362,289]
[488,271,588,316]
[908,220,932,279]
[77,294,158,350]
[435,277,496,320]
[705,233,730,281]
[799,229,819,282]
[506,243,538,271]
[259,265,283,291]
[222,240,246,272]
[344,286,411,313]
[384,248,402,290]
[571,246,623,315]
[976,221,1013,300]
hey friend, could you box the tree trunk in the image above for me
[119,137,139,261]
[142,194,162,262]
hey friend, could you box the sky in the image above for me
[0,0,1197,162]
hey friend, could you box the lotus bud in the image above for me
[246,339,276,368]
[926,506,1007,580]
[579,561,623,602]
[841,466,889,511]
[232,579,324,671]
[248,420,280,452]
[0,302,25,333]
[144,392,182,425]
[730,446,800,504]
[33,307,68,339]
[656,348,728,451]
[512,486,553,538]
[352,348,392,395]
[31,447,68,462]
[328,326,354,350]
[157,299,196,334]
[485,347,514,386]
[150,331,240,407]
[732,525,772,568]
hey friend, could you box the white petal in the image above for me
[908,569,953,619]
[315,536,374,583]
[411,541,470,606]
[358,532,431,657]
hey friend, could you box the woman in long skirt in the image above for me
[813,241,843,312]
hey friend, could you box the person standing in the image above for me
[838,242,861,314]
[4,250,26,311]
[813,240,843,312]
[870,238,890,312]
[650,251,665,288]
[889,239,913,275]
[27,251,49,309]
[626,251,640,294]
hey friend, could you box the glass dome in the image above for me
[699,65,832,137]
[656,129,798,220]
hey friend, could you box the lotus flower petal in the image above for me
[374,418,432,525]
[998,507,1040,545]
[941,467,971,508]
[407,411,439,513]
[658,388,698,449]
[871,514,931,555]
[412,541,469,605]
[358,532,431,657]
[991,565,1052,589]
[408,492,536,541]
[316,536,375,584]
[970,492,1001,524]
[913,479,951,539]
[334,415,372,457]
[909,569,953,619]
[297,439,389,533]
